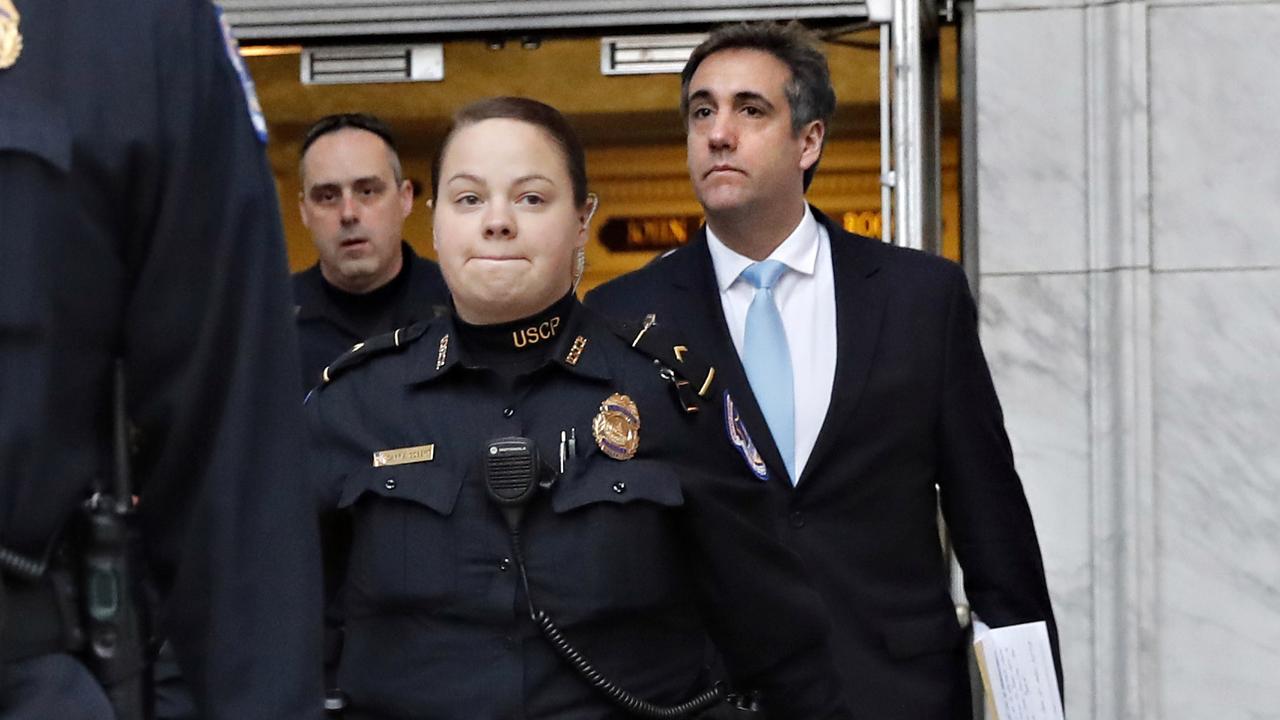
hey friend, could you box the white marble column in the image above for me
[974,1,1280,718]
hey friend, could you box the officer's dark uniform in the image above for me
[0,1,323,718]
[293,242,449,392]
[305,294,850,719]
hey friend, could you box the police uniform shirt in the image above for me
[304,298,851,719]
[293,241,448,392]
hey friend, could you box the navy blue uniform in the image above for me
[305,300,850,719]
[0,1,323,718]
[293,242,449,392]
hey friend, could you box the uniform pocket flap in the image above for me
[881,611,965,659]
[551,458,684,513]
[337,464,462,516]
[0,100,72,172]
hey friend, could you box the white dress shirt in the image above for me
[706,207,837,483]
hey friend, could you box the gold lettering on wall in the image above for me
[605,216,701,251]
[841,210,883,239]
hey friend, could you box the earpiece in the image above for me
[582,192,600,228]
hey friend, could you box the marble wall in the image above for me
[974,1,1280,718]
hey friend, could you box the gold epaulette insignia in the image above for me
[565,336,588,366]
[436,333,450,370]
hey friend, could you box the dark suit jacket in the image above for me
[585,207,1060,719]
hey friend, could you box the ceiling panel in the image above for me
[222,0,870,41]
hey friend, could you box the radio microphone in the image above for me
[481,435,730,718]
[483,437,542,532]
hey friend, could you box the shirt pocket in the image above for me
[337,464,463,608]
[0,97,71,330]
[546,456,687,611]
[0,100,72,173]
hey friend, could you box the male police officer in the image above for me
[587,22,1061,718]
[0,0,323,718]
[294,113,449,391]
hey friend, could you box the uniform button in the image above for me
[502,407,515,418]
[498,557,511,572]
[384,478,396,490]
[788,510,805,528]
[503,636,518,650]
[612,481,626,494]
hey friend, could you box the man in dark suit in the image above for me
[585,22,1060,718]
[294,113,449,392]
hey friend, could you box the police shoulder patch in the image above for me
[321,323,428,386]
[723,390,768,481]
[214,5,268,144]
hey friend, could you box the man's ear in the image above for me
[398,178,414,218]
[798,120,825,173]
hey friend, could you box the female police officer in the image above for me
[304,97,852,720]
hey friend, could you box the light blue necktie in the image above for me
[740,260,796,482]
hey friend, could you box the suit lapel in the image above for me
[668,232,793,489]
[797,210,888,485]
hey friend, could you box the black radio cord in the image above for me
[508,530,725,719]
[0,546,47,581]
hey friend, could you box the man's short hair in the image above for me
[681,22,836,190]
[299,113,404,183]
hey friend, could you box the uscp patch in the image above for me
[723,391,767,481]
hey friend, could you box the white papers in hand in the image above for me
[973,620,1063,720]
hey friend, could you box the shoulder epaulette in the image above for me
[606,314,717,414]
[321,322,430,385]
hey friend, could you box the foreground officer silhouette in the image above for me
[0,0,324,717]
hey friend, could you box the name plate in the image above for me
[372,444,435,467]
